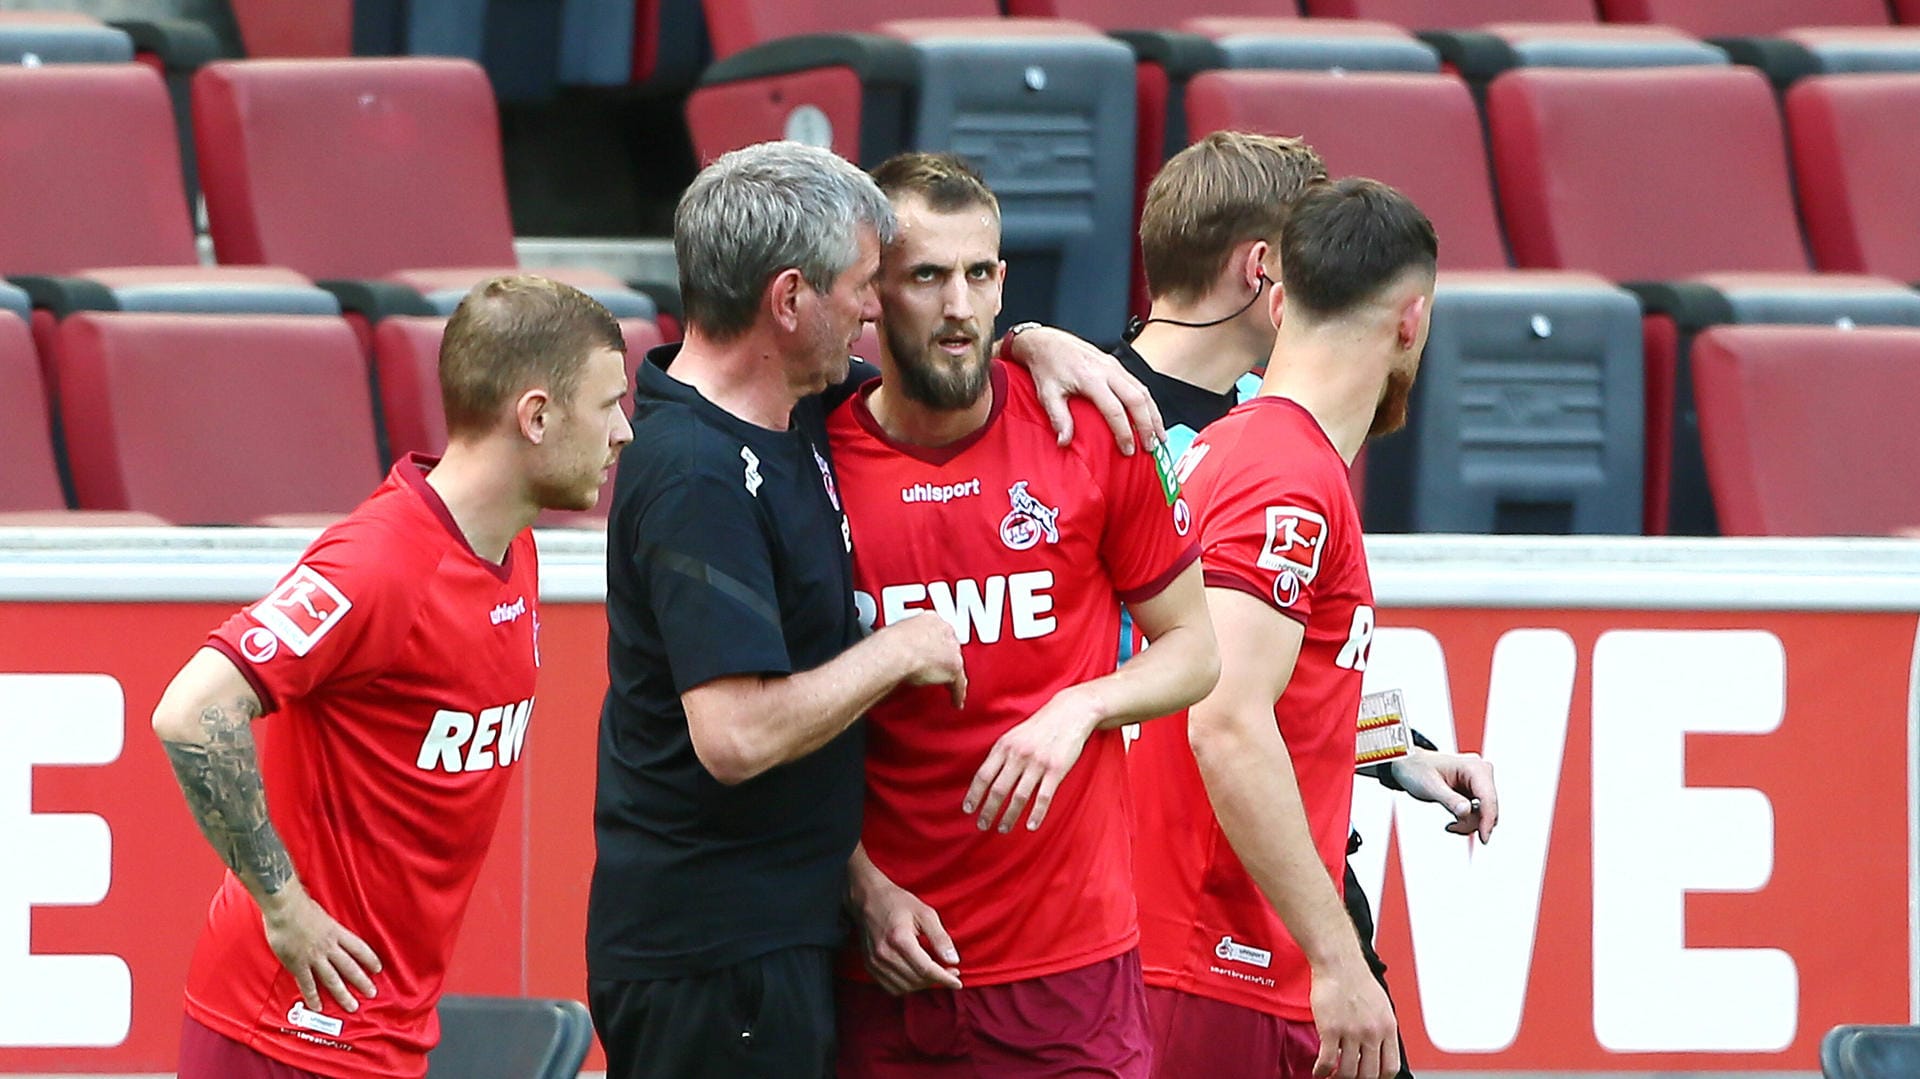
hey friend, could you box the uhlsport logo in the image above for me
[903,478,982,504]
[999,481,1060,551]
[286,1000,344,1037]
[1215,935,1273,969]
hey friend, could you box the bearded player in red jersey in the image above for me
[1129,179,1437,1079]
[151,276,633,1079]
[828,152,1219,1077]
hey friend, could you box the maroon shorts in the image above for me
[1144,986,1320,1079]
[837,949,1152,1078]
[178,1016,329,1079]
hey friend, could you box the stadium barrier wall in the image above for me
[0,529,1914,1076]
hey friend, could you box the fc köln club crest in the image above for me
[999,481,1060,551]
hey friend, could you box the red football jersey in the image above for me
[829,361,1198,987]
[1129,396,1374,1021]
[186,455,541,1078]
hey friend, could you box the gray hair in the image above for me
[675,141,899,340]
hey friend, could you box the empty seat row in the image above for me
[545,0,1920,96]
[1179,63,1920,535]
[0,58,654,433]
[11,310,1912,539]
[2,311,661,526]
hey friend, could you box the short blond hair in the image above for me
[872,151,1000,219]
[440,274,624,438]
[1139,131,1327,304]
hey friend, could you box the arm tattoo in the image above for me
[160,697,296,897]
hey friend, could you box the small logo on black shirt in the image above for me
[741,447,763,497]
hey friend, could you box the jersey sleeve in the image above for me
[1197,453,1334,626]
[205,523,423,714]
[627,456,792,693]
[1094,426,1200,605]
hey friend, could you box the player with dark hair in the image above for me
[1129,179,1442,1079]
[154,274,632,1078]
[830,151,1218,1078]
[1124,139,1499,1079]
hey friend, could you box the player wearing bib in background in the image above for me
[1129,180,1440,1079]
[1122,139,1499,1079]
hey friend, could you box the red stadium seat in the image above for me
[193,58,654,330]
[1901,0,1920,26]
[0,310,162,524]
[1304,0,1598,27]
[1788,74,1920,283]
[1007,0,1295,25]
[56,314,381,525]
[1693,325,1920,536]
[0,63,335,405]
[701,0,1007,61]
[1185,69,1508,270]
[1002,2,1438,322]
[1490,66,1802,279]
[0,311,68,514]
[1488,64,1920,534]
[1596,0,1891,36]
[227,0,351,55]
[372,314,663,524]
[1185,69,1648,534]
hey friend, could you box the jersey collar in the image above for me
[850,360,1008,466]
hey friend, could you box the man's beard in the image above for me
[887,322,992,410]
[1368,365,1415,440]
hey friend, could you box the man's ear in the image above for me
[1396,293,1429,351]
[516,388,553,445]
[988,259,1009,320]
[1266,276,1287,328]
[1243,240,1273,291]
[767,267,807,334]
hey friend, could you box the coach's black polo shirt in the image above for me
[587,345,869,981]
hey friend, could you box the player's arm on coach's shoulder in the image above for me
[153,648,384,1013]
[684,611,967,786]
[1186,589,1397,1079]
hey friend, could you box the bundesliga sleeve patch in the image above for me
[250,565,353,657]
[1256,505,1327,607]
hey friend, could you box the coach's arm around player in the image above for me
[153,651,382,1016]
[684,611,968,786]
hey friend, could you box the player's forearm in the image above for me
[154,690,300,908]
[846,842,895,911]
[689,629,915,784]
[1188,700,1367,973]
[1084,618,1219,730]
